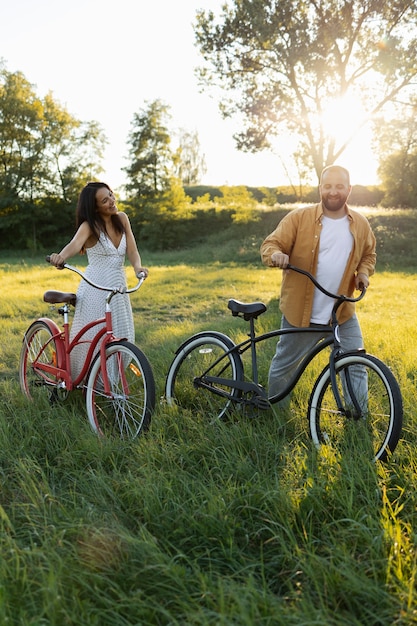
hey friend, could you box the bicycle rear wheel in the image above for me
[308,353,403,462]
[85,340,155,439]
[165,332,244,420]
[19,320,62,401]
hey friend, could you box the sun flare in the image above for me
[320,94,378,185]
[321,94,368,142]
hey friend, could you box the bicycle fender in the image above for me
[173,331,236,355]
[334,348,366,361]
[35,317,62,335]
[25,317,66,368]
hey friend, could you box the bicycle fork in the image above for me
[329,325,364,420]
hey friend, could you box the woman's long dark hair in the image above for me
[76,182,125,251]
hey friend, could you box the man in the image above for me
[260,165,376,404]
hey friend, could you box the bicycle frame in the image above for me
[31,261,145,395]
[40,310,115,392]
[193,263,366,411]
[194,326,335,406]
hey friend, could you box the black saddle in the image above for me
[227,299,267,321]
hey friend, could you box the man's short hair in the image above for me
[320,165,350,186]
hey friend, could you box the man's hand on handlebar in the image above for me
[355,272,369,291]
[271,252,290,269]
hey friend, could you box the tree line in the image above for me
[1,0,417,253]
[0,66,207,252]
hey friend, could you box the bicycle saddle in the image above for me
[43,291,77,306]
[228,299,267,320]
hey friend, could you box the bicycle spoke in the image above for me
[19,321,61,402]
[309,354,402,462]
[86,341,155,439]
[165,333,243,420]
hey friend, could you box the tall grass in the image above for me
[0,208,416,624]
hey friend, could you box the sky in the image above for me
[0,0,379,190]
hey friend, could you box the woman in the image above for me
[49,181,148,379]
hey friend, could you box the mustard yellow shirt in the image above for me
[260,203,376,327]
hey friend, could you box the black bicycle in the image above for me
[165,265,403,462]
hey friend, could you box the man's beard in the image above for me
[322,195,347,212]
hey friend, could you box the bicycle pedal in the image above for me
[253,396,271,410]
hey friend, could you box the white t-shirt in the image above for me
[310,215,353,324]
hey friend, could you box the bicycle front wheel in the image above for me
[308,353,403,462]
[85,340,155,439]
[165,332,244,421]
[19,320,62,401]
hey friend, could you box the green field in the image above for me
[0,209,416,624]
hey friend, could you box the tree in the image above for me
[140,177,193,249]
[195,0,417,181]
[217,185,257,223]
[0,68,44,203]
[377,100,417,207]
[124,99,173,198]
[124,100,199,245]
[0,67,106,206]
[174,128,207,185]
[42,93,106,202]
[0,64,107,250]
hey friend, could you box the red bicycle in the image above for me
[19,258,155,439]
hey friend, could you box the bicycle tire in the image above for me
[19,319,63,401]
[85,340,155,439]
[165,331,244,421]
[308,353,403,462]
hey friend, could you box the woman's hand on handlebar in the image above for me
[271,252,290,269]
[48,253,66,269]
[136,267,149,279]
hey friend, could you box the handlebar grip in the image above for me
[46,254,65,269]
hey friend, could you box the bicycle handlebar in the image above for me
[286,263,366,303]
[45,255,145,294]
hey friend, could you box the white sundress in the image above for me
[69,231,134,380]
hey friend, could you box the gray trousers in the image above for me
[268,314,364,406]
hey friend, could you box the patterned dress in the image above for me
[69,232,134,380]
